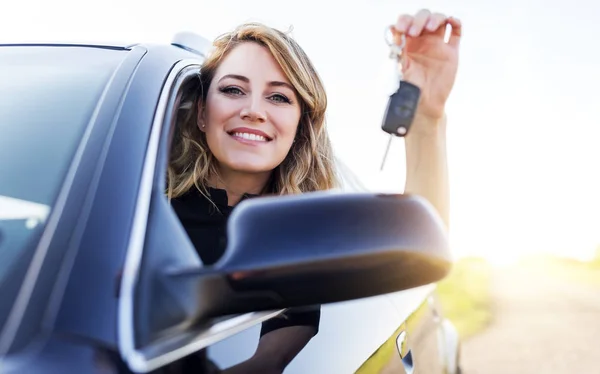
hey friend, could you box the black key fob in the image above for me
[381,80,421,137]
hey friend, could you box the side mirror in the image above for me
[168,191,452,323]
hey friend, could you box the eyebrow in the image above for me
[218,74,295,91]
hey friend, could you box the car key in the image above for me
[380,31,421,170]
[381,80,421,136]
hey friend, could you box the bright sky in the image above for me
[3,0,600,263]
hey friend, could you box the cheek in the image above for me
[204,95,232,128]
[203,96,236,148]
[202,96,225,153]
[274,110,302,144]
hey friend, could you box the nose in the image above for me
[240,97,267,123]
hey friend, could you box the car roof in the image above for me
[0,32,211,57]
[0,42,133,50]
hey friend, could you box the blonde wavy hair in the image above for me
[167,23,339,200]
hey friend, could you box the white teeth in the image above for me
[232,132,268,142]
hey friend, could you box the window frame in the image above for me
[118,58,284,374]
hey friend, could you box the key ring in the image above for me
[384,25,406,62]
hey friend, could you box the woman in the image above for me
[167,8,461,374]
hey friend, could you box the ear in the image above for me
[197,100,206,132]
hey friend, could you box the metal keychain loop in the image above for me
[385,26,405,60]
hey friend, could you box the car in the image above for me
[0,32,462,374]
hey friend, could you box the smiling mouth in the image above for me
[228,131,272,142]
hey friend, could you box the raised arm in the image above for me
[392,9,462,228]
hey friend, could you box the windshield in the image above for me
[0,45,127,289]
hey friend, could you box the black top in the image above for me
[170,186,321,338]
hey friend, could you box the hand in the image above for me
[391,9,462,124]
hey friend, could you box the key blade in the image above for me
[380,134,394,171]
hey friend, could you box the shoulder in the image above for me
[170,188,199,215]
[170,187,209,217]
[170,186,233,219]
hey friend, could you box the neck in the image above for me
[210,168,272,206]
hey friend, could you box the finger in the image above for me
[393,14,413,35]
[447,17,462,48]
[392,14,413,45]
[409,9,432,37]
[425,12,448,36]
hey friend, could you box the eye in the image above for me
[219,86,244,96]
[269,93,292,104]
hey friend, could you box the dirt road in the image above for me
[460,264,600,374]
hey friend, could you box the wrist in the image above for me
[408,113,447,138]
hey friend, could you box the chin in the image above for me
[222,157,281,174]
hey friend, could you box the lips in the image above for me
[227,127,273,142]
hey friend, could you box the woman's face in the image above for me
[200,42,302,177]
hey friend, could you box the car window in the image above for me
[336,158,369,192]
[0,46,127,291]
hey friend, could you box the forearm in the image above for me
[403,114,450,228]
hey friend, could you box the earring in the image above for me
[202,124,206,128]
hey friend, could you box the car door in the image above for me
[208,291,439,374]
[352,286,447,374]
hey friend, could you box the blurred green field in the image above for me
[436,256,493,339]
[435,251,600,340]
[517,252,600,287]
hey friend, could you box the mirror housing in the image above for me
[168,191,452,322]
